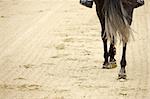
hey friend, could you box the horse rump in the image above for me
[102,0,133,44]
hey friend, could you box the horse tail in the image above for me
[102,0,132,44]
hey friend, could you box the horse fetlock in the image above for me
[120,59,127,67]
[118,67,126,79]
[109,46,116,58]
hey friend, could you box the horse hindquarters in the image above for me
[95,0,135,77]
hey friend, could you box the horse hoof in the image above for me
[118,70,127,79]
[118,73,127,79]
[102,62,117,69]
[109,61,117,69]
[102,63,110,69]
[118,78,127,82]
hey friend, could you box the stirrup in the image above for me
[134,0,144,8]
[80,0,93,8]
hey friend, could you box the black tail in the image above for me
[102,0,132,44]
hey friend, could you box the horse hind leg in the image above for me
[99,17,109,69]
[118,7,134,79]
[101,28,109,69]
[102,35,117,69]
[99,16,116,69]
[118,43,127,79]
[109,39,117,68]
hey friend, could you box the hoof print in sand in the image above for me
[1,16,5,18]
[0,84,41,91]
[18,84,42,91]
[55,44,65,50]
[20,64,35,69]
[13,77,26,81]
[63,38,74,42]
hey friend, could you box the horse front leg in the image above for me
[118,43,127,79]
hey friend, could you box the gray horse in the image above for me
[80,0,144,79]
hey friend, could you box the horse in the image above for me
[91,0,144,79]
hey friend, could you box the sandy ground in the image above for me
[0,0,149,99]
